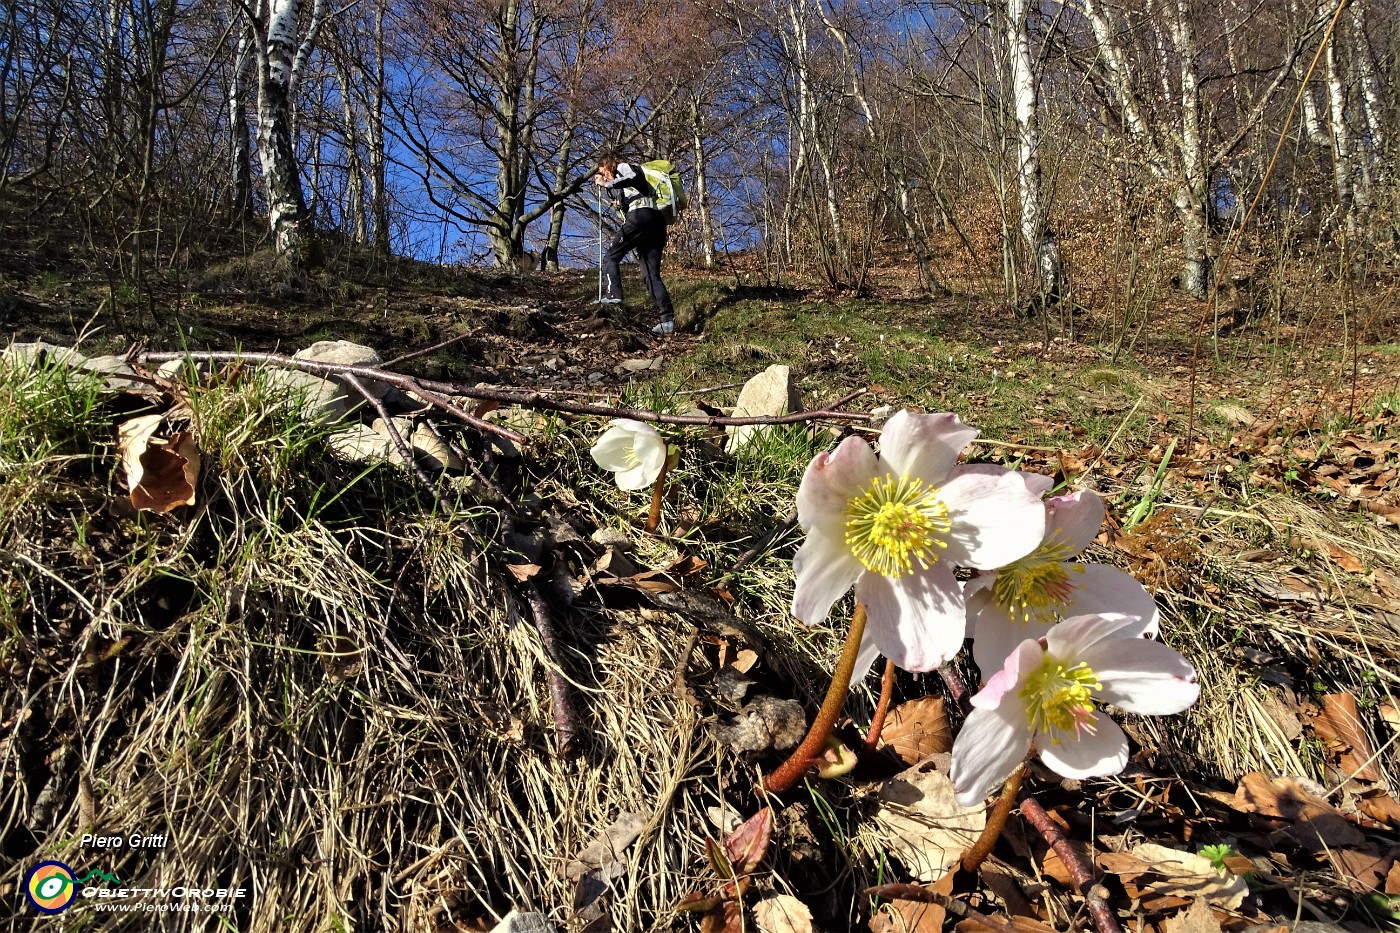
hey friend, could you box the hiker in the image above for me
[594,154,676,335]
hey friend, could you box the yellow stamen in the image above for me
[992,532,1084,625]
[1020,658,1102,742]
[844,473,951,578]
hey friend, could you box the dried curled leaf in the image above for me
[878,697,952,765]
[753,894,813,933]
[118,415,201,513]
[724,807,773,876]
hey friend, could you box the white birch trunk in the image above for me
[255,0,312,261]
[691,100,716,268]
[1325,24,1356,238]
[229,25,254,219]
[1006,0,1063,300]
[1170,0,1211,298]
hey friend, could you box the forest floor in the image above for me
[2,233,1399,933]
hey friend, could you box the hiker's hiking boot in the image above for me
[651,320,675,335]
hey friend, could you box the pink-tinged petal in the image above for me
[951,705,1031,806]
[1045,490,1105,554]
[791,526,862,626]
[969,586,1056,676]
[1078,639,1199,715]
[939,465,1046,568]
[972,638,1042,710]
[1038,715,1129,779]
[855,561,965,672]
[795,436,880,530]
[1042,613,1143,661]
[877,410,979,485]
[853,628,883,683]
[1018,471,1056,497]
[1060,564,1160,636]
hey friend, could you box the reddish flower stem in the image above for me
[863,659,896,752]
[959,760,1027,873]
[762,604,867,794]
[644,460,671,533]
[1017,793,1124,933]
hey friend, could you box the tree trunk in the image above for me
[1170,0,1210,298]
[255,0,313,263]
[1325,15,1356,239]
[369,0,389,252]
[229,25,254,220]
[1006,0,1064,301]
[691,99,715,268]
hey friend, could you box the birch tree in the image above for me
[1072,0,1330,298]
[242,0,322,262]
[1004,0,1064,302]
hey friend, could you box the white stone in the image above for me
[329,424,394,463]
[371,417,464,471]
[489,911,556,933]
[725,364,803,453]
[294,339,390,399]
[264,368,350,425]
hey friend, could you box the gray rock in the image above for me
[1,340,88,370]
[490,911,557,933]
[294,339,389,399]
[264,368,351,425]
[716,696,807,753]
[371,417,463,471]
[329,425,394,463]
[725,364,803,453]
[586,372,606,384]
[590,528,634,551]
[613,357,662,376]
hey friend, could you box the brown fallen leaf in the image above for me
[869,875,954,933]
[1328,849,1395,894]
[506,562,541,582]
[699,900,742,933]
[1232,771,1366,851]
[878,697,952,765]
[118,416,201,513]
[1314,693,1382,782]
[724,807,773,876]
[871,766,985,883]
[753,894,813,933]
[1129,843,1249,911]
[1162,897,1223,933]
[1367,793,1400,827]
[1387,859,1400,896]
[1324,543,1367,574]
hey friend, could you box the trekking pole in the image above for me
[597,184,604,302]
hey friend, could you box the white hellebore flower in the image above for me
[950,613,1199,806]
[591,419,667,490]
[966,489,1160,674]
[791,410,1046,674]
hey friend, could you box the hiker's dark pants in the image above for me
[603,207,675,322]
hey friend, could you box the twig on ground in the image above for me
[864,883,1019,933]
[1018,793,1124,933]
[137,350,870,429]
[520,577,584,759]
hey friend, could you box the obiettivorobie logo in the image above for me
[24,862,120,915]
[23,859,247,917]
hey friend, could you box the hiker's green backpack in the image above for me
[640,160,688,223]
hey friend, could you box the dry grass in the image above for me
[0,358,868,932]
